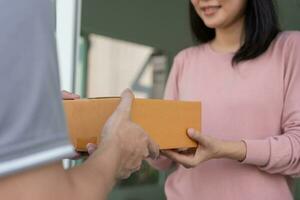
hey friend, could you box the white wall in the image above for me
[87,34,154,98]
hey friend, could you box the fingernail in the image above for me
[121,89,134,98]
[187,128,194,135]
[87,143,95,151]
[87,146,92,152]
[123,88,130,95]
[86,143,93,147]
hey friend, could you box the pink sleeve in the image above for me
[147,54,183,171]
[242,33,300,177]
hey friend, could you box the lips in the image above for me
[201,5,221,16]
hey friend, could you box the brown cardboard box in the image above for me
[63,98,201,151]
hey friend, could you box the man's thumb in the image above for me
[115,89,134,119]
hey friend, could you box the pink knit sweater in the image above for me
[149,31,300,200]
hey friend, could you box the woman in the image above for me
[148,0,300,199]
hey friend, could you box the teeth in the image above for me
[203,6,220,14]
[207,7,216,11]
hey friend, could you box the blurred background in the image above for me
[56,0,300,199]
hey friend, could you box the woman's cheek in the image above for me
[191,0,199,6]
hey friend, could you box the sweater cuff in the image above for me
[241,139,270,166]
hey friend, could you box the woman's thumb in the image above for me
[187,128,204,144]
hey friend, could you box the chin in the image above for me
[203,21,223,29]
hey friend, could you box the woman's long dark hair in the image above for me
[189,0,280,65]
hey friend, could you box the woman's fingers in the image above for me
[61,90,80,100]
[148,137,160,159]
[162,150,198,168]
[161,129,213,168]
[177,148,189,152]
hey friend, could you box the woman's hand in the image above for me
[61,90,80,100]
[162,128,247,168]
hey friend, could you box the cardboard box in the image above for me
[63,98,201,151]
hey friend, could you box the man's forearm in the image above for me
[0,162,76,199]
[68,145,121,199]
[0,147,120,200]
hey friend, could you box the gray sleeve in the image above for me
[0,0,75,177]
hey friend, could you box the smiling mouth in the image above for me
[201,5,222,16]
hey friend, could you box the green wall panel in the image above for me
[277,0,300,29]
[81,0,193,56]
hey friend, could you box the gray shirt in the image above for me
[0,0,74,176]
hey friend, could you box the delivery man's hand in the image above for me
[0,89,158,200]
[88,89,159,179]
